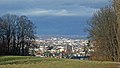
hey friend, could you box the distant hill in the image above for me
[35,35,88,40]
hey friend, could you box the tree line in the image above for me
[0,14,36,56]
[88,0,120,62]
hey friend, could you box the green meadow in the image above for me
[0,56,119,68]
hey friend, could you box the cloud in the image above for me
[6,6,98,16]
[0,0,109,17]
[0,0,111,36]
[0,0,111,10]
[0,0,110,4]
[6,9,76,16]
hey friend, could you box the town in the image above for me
[30,36,94,59]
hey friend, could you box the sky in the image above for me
[0,0,111,36]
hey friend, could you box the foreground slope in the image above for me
[0,56,119,68]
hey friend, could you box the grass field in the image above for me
[0,56,119,68]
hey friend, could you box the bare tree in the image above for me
[0,14,36,56]
[87,6,119,61]
[113,0,120,62]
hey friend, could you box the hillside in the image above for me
[0,56,119,68]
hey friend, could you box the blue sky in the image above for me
[0,0,111,36]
